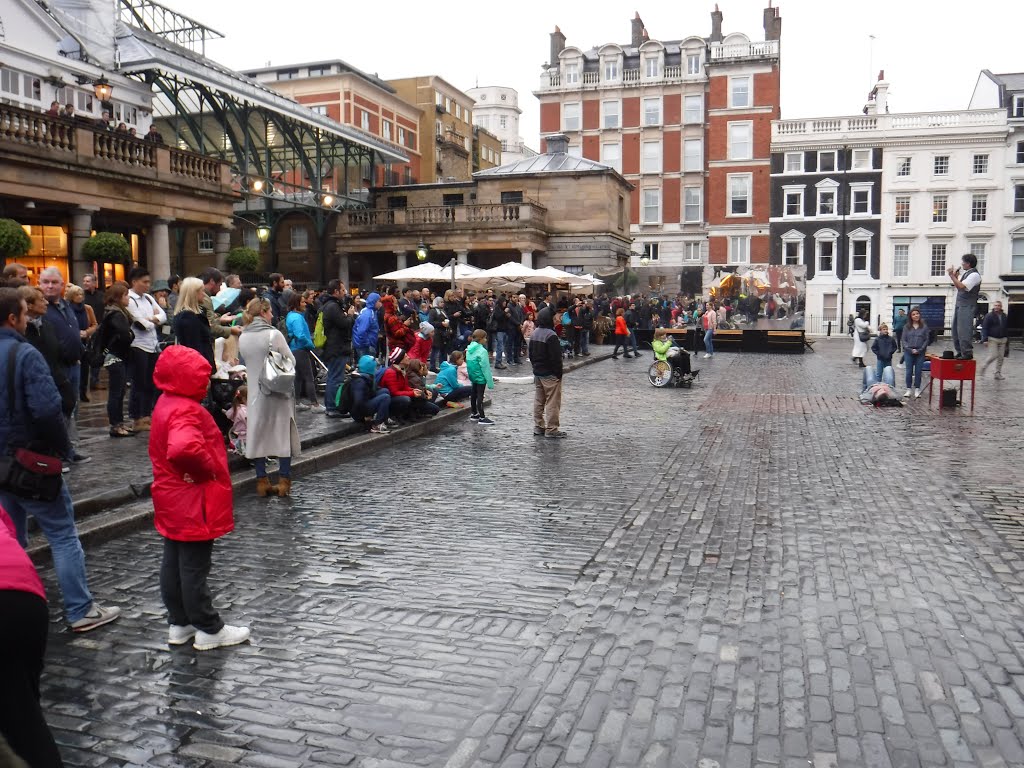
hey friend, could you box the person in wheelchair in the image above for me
[650,327,698,386]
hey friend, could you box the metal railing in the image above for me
[344,202,547,229]
[774,108,1005,139]
[710,40,779,60]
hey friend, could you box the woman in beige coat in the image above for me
[238,298,301,497]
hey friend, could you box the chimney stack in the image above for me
[631,12,645,48]
[864,71,889,115]
[546,133,570,154]
[549,26,566,68]
[710,4,724,43]
[763,2,782,41]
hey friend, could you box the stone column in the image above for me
[455,249,469,265]
[69,206,98,282]
[394,249,408,288]
[520,249,534,269]
[214,227,232,271]
[338,251,350,289]
[149,218,173,281]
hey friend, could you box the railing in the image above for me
[168,148,222,183]
[622,69,640,83]
[664,65,683,79]
[774,108,1006,139]
[582,71,599,85]
[710,40,779,60]
[93,131,157,168]
[539,64,697,91]
[345,202,547,230]
[0,104,77,150]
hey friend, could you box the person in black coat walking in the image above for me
[321,280,356,416]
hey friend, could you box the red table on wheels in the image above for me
[927,355,976,411]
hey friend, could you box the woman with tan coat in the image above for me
[237,298,301,497]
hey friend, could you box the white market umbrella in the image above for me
[533,266,583,283]
[373,262,444,281]
[460,261,548,289]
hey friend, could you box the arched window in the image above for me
[855,295,871,317]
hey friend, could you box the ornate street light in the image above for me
[320,192,335,208]
[415,241,430,261]
[92,76,113,102]
[255,217,272,244]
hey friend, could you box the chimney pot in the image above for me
[710,5,724,43]
[549,26,567,67]
[546,133,570,154]
[631,13,645,48]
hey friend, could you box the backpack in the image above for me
[313,310,326,348]
[561,311,573,328]
[84,316,108,367]
[336,372,355,414]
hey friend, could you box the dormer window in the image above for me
[1013,94,1024,118]
[604,59,619,81]
[564,62,579,84]
[645,56,661,78]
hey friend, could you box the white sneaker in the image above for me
[703,353,712,359]
[903,389,912,398]
[168,624,196,645]
[309,404,326,414]
[295,402,311,411]
[914,388,921,399]
[193,624,251,651]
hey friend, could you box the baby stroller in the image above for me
[310,350,329,393]
[647,340,699,389]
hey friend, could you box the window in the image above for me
[643,97,661,126]
[817,188,835,216]
[895,196,910,223]
[0,68,20,95]
[969,242,987,274]
[729,76,750,108]
[823,293,838,321]
[727,122,752,160]
[972,154,989,175]
[1016,142,1024,164]
[851,239,869,272]
[197,231,213,253]
[851,187,871,215]
[242,228,259,250]
[277,70,298,81]
[932,195,948,223]
[567,144,582,158]
[563,102,580,131]
[604,59,619,81]
[729,236,750,264]
[388,196,408,209]
[382,119,392,141]
[783,188,804,218]
[893,244,910,277]
[684,187,702,222]
[643,243,660,261]
[642,140,662,173]
[818,151,836,173]
[684,242,702,261]
[785,152,803,173]
[687,54,702,75]
[851,149,872,170]
[1013,95,1024,118]
[442,193,465,207]
[601,142,621,173]
[645,57,661,78]
[684,95,702,124]
[308,66,330,77]
[435,91,443,107]
[782,240,800,265]
[1015,184,1024,213]
[499,115,507,129]
[683,139,702,171]
[642,188,661,223]
[501,191,524,204]
[1013,236,1024,272]
[360,110,370,131]
[564,63,579,84]
[311,105,328,115]
[602,100,620,129]
[444,97,451,113]
[728,173,751,215]
[817,238,835,273]
[933,155,949,175]
[290,226,309,251]
[398,127,406,146]
[930,243,946,276]
[971,194,987,222]
[896,157,911,177]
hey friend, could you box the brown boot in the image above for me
[273,477,292,497]
[256,477,277,497]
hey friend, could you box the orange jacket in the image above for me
[614,316,629,336]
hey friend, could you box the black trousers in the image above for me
[612,334,630,356]
[292,348,318,404]
[160,538,223,634]
[470,382,487,417]
[0,590,63,767]
[128,347,158,419]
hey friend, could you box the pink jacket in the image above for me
[0,507,45,600]
[456,363,471,387]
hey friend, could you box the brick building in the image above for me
[535,5,781,295]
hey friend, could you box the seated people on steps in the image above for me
[348,355,391,433]
[380,347,440,421]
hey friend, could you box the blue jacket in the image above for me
[871,334,898,361]
[352,293,381,350]
[285,310,314,351]
[892,313,907,332]
[0,330,71,458]
[44,299,83,366]
[434,361,460,395]
[981,311,1008,341]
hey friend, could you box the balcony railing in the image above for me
[773,108,1006,139]
[0,102,227,187]
[538,63,700,91]
[710,40,780,60]
[344,202,547,231]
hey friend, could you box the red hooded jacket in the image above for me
[408,333,432,362]
[149,345,233,542]
[382,295,416,351]
[0,507,44,599]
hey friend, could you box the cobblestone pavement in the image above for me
[34,339,1024,768]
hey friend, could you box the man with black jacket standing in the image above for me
[321,280,355,416]
[529,305,565,438]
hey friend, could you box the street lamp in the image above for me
[255,217,272,244]
[92,76,113,102]
[415,241,430,261]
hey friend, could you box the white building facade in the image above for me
[466,86,537,164]
[772,82,1010,333]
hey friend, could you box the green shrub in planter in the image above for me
[0,219,31,261]
[81,232,130,265]
[225,246,260,273]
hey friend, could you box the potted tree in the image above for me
[0,218,31,266]
[225,246,260,274]
[81,232,131,268]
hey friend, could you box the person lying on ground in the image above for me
[858,366,903,407]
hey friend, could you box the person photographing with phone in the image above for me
[947,253,981,360]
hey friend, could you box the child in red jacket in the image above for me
[149,345,250,651]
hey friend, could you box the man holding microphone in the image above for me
[947,253,981,360]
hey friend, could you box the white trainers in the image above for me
[703,353,712,359]
[914,388,921,399]
[903,389,912,398]
[168,624,196,645]
[70,603,121,633]
[193,624,251,651]
[309,403,326,414]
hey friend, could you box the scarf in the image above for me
[243,316,274,334]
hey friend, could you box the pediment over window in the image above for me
[780,229,804,241]
[814,228,840,240]
[815,178,839,189]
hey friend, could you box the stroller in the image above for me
[310,350,328,393]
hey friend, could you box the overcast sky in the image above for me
[169,0,1020,150]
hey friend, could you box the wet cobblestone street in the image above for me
[34,340,1024,768]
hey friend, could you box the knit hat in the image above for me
[388,347,406,365]
[357,355,377,376]
[419,322,434,335]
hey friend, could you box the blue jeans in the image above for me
[429,346,444,371]
[352,390,390,424]
[1,484,94,623]
[628,331,638,355]
[863,366,895,389]
[254,456,291,478]
[875,358,893,381]
[904,350,926,388]
[577,329,589,355]
[495,332,507,366]
[704,329,714,355]
[325,354,349,412]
